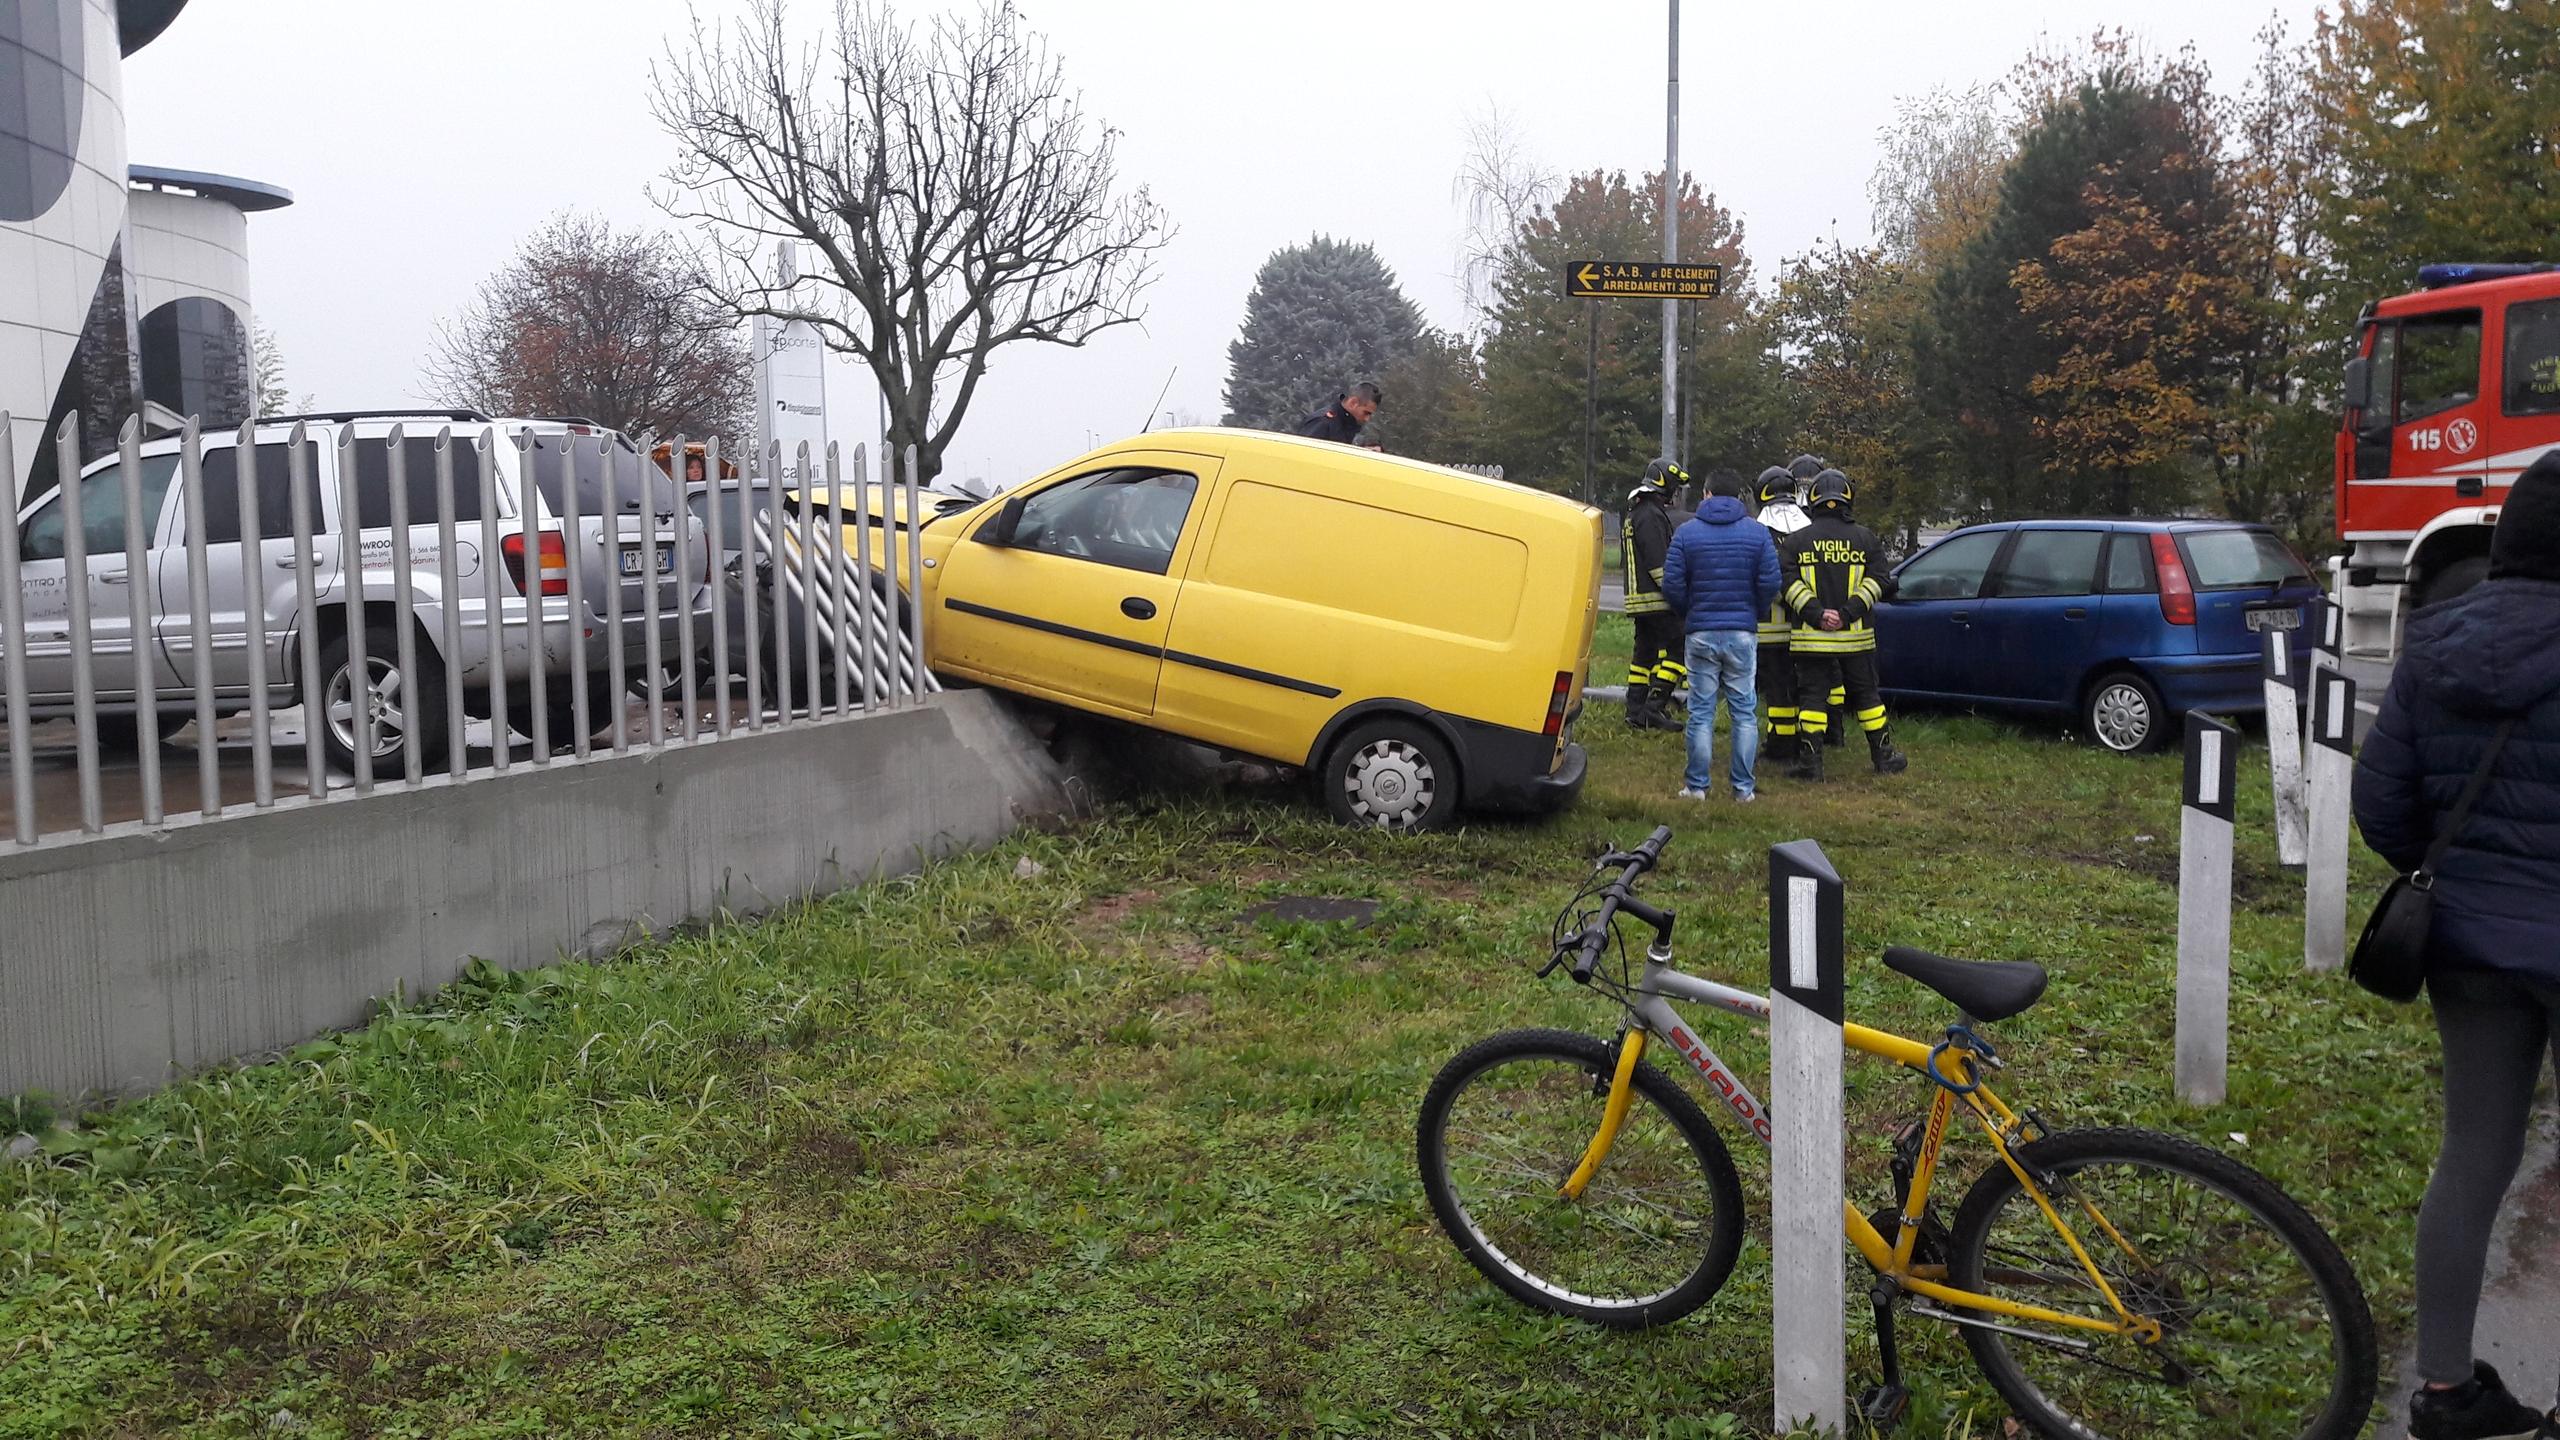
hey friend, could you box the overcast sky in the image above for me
[124,0,2323,486]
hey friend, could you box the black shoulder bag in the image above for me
[2349,719,2517,1002]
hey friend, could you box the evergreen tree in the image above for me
[1372,328,1490,465]
[1221,238,1423,431]
[1922,54,2235,515]
[1475,171,1772,498]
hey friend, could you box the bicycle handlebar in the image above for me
[1567,826,1676,983]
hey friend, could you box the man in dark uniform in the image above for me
[1621,457,1687,730]
[1782,468,1908,780]
[1785,453,1850,748]
[1752,465,1809,756]
[1298,382,1382,446]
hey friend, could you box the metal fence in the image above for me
[0,411,937,849]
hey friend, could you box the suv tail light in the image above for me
[502,529,570,596]
[2149,532,2196,626]
[1543,670,1575,738]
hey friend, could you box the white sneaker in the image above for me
[1676,787,1709,801]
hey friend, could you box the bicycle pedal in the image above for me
[1857,1383,1911,1427]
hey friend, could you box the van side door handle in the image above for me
[1950,610,1972,626]
[1120,596,1156,621]
[2064,606,2088,619]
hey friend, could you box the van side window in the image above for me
[1002,468,1199,576]
[18,455,183,562]
[193,442,328,544]
[2396,310,2481,424]
[2505,300,2560,416]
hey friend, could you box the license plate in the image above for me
[2244,605,2301,633]
[618,545,674,578]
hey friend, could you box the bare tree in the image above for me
[651,0,1171,481]
[1452,103,1556,330]
[252,322,311,418]
[422,213,751,440]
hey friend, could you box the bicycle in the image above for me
[1415,827,2377,1439]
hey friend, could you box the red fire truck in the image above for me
[2336,262,2560,657]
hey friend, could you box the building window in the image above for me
[140,297,253,431]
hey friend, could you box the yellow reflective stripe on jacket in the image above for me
[1624,594,1671,614]
[1791,629,1878,653]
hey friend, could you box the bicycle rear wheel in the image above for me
[1943,1126,2376,1440]
[1416,1027,1745,1329]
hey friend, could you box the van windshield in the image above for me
[523,433,680,517]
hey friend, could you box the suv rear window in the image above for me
[524,433,679,518]
[2179,529,2310,589]
[350,437,487,528]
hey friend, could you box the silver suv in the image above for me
[11,411,711,773]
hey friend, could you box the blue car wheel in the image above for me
[2082,671,2165,754]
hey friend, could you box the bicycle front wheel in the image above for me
[1416,1027,1745,1329]
[1944,1126,2377,1440]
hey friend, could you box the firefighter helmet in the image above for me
[1630,456,1685,503]
[1788,453,1826,482]
[1810,468,1853,510]
[1756,466,1795,506]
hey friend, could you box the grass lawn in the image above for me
[2,624,2427,1439]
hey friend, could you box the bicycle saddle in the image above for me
[1881,946,2048,1022]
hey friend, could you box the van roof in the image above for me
[1092,426,1598,520]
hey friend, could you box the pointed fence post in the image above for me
[2304,670,2358,972]
[1770,839,1846,1439]
[2177,714,2239,1106]
[2263,628,2308,868]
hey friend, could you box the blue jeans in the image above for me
[1683,630,1760,794]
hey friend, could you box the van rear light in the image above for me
[1543,670,1574,737]
[2150,532,2196,626]
[501,529,570,596]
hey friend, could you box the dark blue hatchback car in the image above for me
[1872,520,2322,753]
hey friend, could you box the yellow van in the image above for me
[855,429,1600,830]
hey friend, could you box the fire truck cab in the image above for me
[2336,263,2560,658]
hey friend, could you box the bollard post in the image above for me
[2304,671,2358,971]
[1770,839,1846,1439]
[2177,713,2239,1106]
[2262,629,2308,868]
[2309,594,2343,677]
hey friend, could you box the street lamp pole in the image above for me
[1660,0,1680,461]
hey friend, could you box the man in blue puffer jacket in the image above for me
[2354,448,2560,1440]
[1661,467,1783,801]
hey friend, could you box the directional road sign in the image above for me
[1564,260,1724,300]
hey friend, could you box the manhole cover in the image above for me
[1237,896,1379,928]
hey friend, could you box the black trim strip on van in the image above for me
[941,597,1341,699]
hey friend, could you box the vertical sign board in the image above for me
[1769,840,1846,1438]
[2177,714,2240,1106]
[2263,630,2309,868]
[2304,672,2358,971]
[752,243,829,490]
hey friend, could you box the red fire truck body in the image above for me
[2336,264,2560,656]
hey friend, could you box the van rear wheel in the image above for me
[1323,719,1458,832]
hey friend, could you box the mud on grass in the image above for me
[1,711,2425,1438]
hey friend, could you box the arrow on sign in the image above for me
[1576,263,1599,290]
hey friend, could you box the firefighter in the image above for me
[1621,457,1688,731]
[1783,469,1908,779]
[1785,454,1847,746]
[1752,466,1810,755]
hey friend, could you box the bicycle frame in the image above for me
[1563,949,2165,1346]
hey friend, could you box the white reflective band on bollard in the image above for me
[2304,673,2358,972]
[1769,839,1847,1438]
[2177,713,2239,1106]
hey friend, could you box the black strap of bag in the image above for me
[2413,719,2519,891]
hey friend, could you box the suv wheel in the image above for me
[2082,670,2165,755]
[1322,718,1459,831]
[316,623,449,777]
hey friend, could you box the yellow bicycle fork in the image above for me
[1557,1024,2164,1346]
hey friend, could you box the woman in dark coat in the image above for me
[2354,449,2560,1440]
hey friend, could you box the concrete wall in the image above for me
[0,691,1068,1099]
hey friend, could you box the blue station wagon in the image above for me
[1872,520,2322,753]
